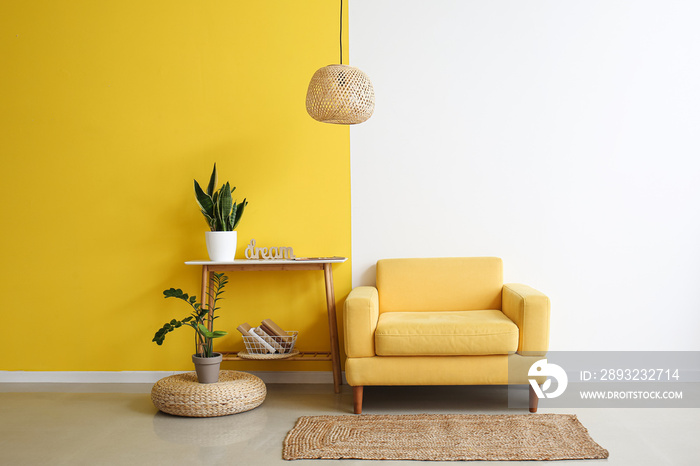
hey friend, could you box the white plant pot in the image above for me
[205,231,238,262]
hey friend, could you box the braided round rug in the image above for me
[283,413,608,461]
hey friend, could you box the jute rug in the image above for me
[283,414,609,461]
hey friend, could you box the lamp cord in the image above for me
[340,0,343,65]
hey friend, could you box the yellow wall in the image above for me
[0,1,351,372]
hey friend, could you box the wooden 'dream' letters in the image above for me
[244,239,295,260]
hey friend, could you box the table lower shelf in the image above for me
[220,351,332,362]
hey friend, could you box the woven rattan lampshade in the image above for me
[306,64,375,125]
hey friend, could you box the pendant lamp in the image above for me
[306,0,375,125]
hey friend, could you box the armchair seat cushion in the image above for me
[375,310,519,356]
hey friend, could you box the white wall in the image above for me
[349,1,700,351]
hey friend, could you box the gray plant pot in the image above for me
[192,352,223,384]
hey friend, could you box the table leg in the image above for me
[203,266,218,331]
[198,265,211,355]
[323,263,342,393]
[200,265,209,314]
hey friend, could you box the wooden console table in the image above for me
[185,258,348,393]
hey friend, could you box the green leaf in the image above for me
[200,210,215,230]
[206,163,218,197]
[226,202,236,231]
[232,198,247,230]
[217,183,233,231]
[212,330,227,338]
[211,191,221,230]
[194,180,215,221]
[163,288,186,299]
[197,323,214,338]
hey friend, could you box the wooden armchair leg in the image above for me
[353,386,363,414]
[529,384,539,413]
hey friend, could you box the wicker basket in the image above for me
[243,330,298,355]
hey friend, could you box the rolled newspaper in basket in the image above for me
[242,328,298,354]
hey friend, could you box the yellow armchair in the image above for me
[343,257,550,414]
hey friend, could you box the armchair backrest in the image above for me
[376,257,503,313]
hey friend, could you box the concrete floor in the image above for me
[0,382,697,465]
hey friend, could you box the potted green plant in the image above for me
[194,163,248,261]
[152,272,229,383]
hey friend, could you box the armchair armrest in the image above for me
[502,283,550,356]
[343,286,379,358]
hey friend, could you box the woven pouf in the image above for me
[151,370,266,417]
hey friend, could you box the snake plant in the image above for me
[194,164,248,231]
